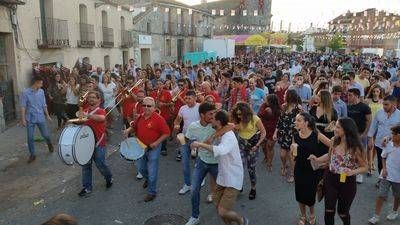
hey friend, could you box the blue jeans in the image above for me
[82,146,112,191]
[135,144,161,195]
[27,121,51,156]
[191,158,218,218]
[181,141,193,186]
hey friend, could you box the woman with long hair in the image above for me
[310,89,338,154]
[231,102,266,200]
[258,94,281,171]
[98,73,117,127]
[293,112,330,225]
[275,72,290,105]
[65,76,80,119]
[364,83,384,174]
[273,89,302,183]
[309,118,367,225]
[48,73,68,130]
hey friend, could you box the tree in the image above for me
[328,33,345,52]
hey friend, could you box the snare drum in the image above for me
[58,125,95,165]
[120,137,147,161]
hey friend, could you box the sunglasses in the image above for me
[178,84,184,87]
[143,104,153,108]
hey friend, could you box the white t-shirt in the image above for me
[213,130,244,190]
[178,103,200,134]
[98,82,116,108]
[380,142,400,183]
[66,85,79,105]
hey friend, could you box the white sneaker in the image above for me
[206,194,213,203]
[179,184,191,195]
[185,217,200,225]
[386,211,398,220]
[368,215,380,224]
[136,172,143,179]
[356,174,364,184]
[201,179,205,187]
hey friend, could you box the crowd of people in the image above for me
[21,53,400,225]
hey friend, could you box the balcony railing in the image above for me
[77,23,95,48]
[36,17,69,48]
[120,30,133,48]
[101,27,114,48]
[176,23,190,36]
[163,22,176,35]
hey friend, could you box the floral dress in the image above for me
[276,105,301,149]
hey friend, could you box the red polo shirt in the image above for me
[133,112,170,146]
[174,89,188,114]
[150,89,173,120]
[84,107,106,147]
[205,91,220,103]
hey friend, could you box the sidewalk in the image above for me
[0,118,121,216]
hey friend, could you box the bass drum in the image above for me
[58,125,95,166]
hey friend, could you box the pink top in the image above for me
[329,148,358,175]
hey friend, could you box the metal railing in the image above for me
[36,17,69,48]
[121,30,133,48]
[101,27,114,48]
[78,23,95,48]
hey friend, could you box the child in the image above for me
[368,125,400,224]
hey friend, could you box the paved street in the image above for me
[0,119,398,225]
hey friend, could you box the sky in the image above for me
[176,0,400,31]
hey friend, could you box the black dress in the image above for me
[309,106,337,155]
[294,131,324,206]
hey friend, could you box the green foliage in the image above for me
[329,33,345,51]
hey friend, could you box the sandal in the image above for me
[309,215,316,225]
[280,166,286,176]
[298,216,307,225]
[287,176,294,183]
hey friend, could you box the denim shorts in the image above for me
[378,179,400,198]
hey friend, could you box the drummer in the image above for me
[78,91,113,197]
[123,97,170,202]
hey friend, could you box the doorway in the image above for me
[122,51,128,66]
[140,48,151,68]
[177,39,184,61]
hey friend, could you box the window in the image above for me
[104,55,110,69]
[0,35,7,81]
[147,22,151,34]
[166,39,171,56]
[189,39,194,52]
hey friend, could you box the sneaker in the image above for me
[179,184,191,195]
[201,179,205,187]
[176,153,182,161]
[386,211,398,220]
[161,149,167,156]
[78,188,92,197]
[106,179,113,188]
[144,194,156,202]
[368,215,380,224]
[356,174,364,184]
[47,143,54,152]
[249,189,256,200]
[206,194,213,203]
[27,155,36,163]
[243,217,249,225]
[185,217,200,225]
[136,172,143,180]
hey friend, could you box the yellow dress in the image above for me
[238,115,261,139]
[369,100,383,118]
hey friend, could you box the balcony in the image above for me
[77,23,95,48]
[176,23,189,36]
[120,30,133,48]
[189,25,197,36]
[101,27,114,48]
[36,17,69,49]
[163,22,176,35]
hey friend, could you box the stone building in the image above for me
[197,0,272,35]
[130,0,213,67]
[313,8,400,52]
[0,0,135,128]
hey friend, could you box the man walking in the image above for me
[20,76,54,163]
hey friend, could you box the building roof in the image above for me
[193,0,241,10]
